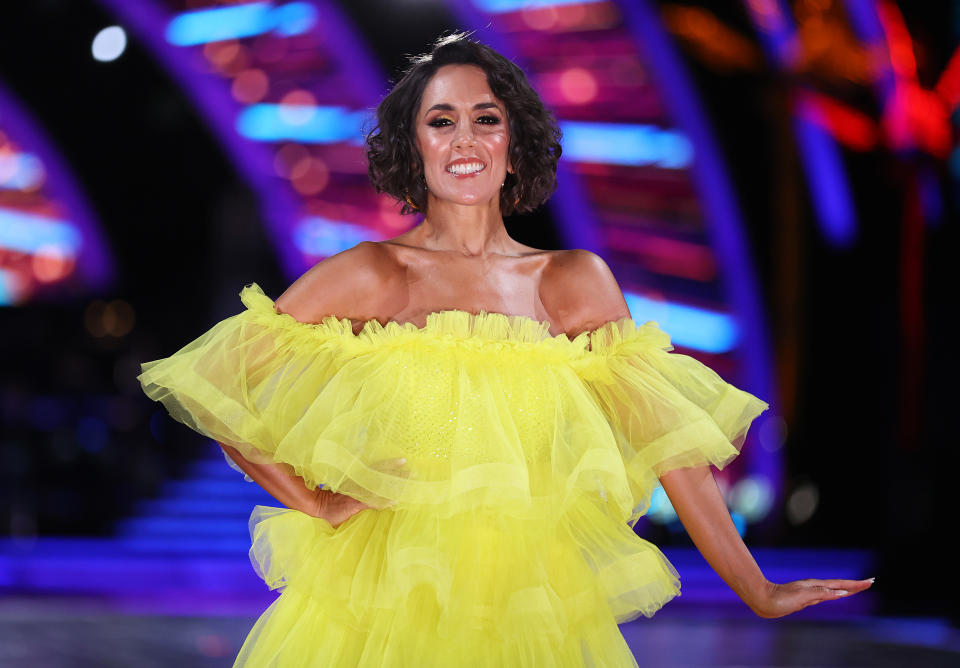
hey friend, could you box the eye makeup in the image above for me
[427,114,502,127]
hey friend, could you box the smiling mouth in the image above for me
[446,161,486,176]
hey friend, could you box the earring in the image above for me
[404,193,419,211]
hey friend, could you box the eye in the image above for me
[427,114,501,127]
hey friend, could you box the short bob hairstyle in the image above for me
[365,31,562,217]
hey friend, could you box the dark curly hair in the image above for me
[365,31,562,216]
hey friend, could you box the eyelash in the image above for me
[428,115,501,127]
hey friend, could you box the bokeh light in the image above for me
[231,68,270,104]
[558,67,598,104]
[786,481,820,525]
[729,475,776,522]
[84,299,136,338]
[91,25,128,62]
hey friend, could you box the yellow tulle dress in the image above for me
[137,283,769,667]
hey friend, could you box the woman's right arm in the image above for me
[220,442,388,527]
[218,442,324,516]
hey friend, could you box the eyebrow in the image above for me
[424,102,502,114]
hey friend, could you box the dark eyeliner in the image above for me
[427,115,500,127]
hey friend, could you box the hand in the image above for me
[309,488,375,528]
[747,578,875,618]
[304,457,410,528]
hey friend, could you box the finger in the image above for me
[806,584,849,603]
[816,578,872,589]
[806,579,871,593]
[818,588,850,602]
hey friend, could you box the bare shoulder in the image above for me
[274,241,404,323]
[542,249,631,336]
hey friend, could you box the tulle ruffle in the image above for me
[238,491,667,666]
[138,283,767,526]
[578,318,772,525]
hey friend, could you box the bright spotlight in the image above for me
[92,26,128,62]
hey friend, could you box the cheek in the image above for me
[418,137,447,170]
[417,135,439,168]
[488,134,510,164]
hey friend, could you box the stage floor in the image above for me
[0,592,957,667]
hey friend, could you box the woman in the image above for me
[140,32,873,666]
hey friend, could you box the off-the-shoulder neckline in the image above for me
[237,282,672,353]
[356,308,577,339]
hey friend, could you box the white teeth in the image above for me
[446,162,485,175]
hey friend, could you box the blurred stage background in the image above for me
[0,0,957,665]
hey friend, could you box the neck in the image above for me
[414,194,512,257]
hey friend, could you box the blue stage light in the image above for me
[0,152,44,190]
[647,486,678,524]
[0,208,82,254]
[729,510,747,536]
[272,2,318,37]
[0,269,16,305]
[624,292,738,353]
[293,218,380,257]
[165,1,318,47]
[559,121,694,168]
[235,104,369,144]
[473,0,605,13]
[795,117,857,247]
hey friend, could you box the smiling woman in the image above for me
[136,30,866,668]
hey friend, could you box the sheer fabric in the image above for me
[138,283,769,667]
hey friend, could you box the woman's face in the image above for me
[414,64,512,209]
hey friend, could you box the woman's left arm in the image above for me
[659,464,874,618]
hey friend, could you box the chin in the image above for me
[444,191,499,206]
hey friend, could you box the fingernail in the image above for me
[835,590,849,595]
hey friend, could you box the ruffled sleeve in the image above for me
[137,283,356,474]
[573,319,770,522]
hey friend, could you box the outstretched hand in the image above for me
[748,578,874,618]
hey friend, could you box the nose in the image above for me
[453,120,475,149]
